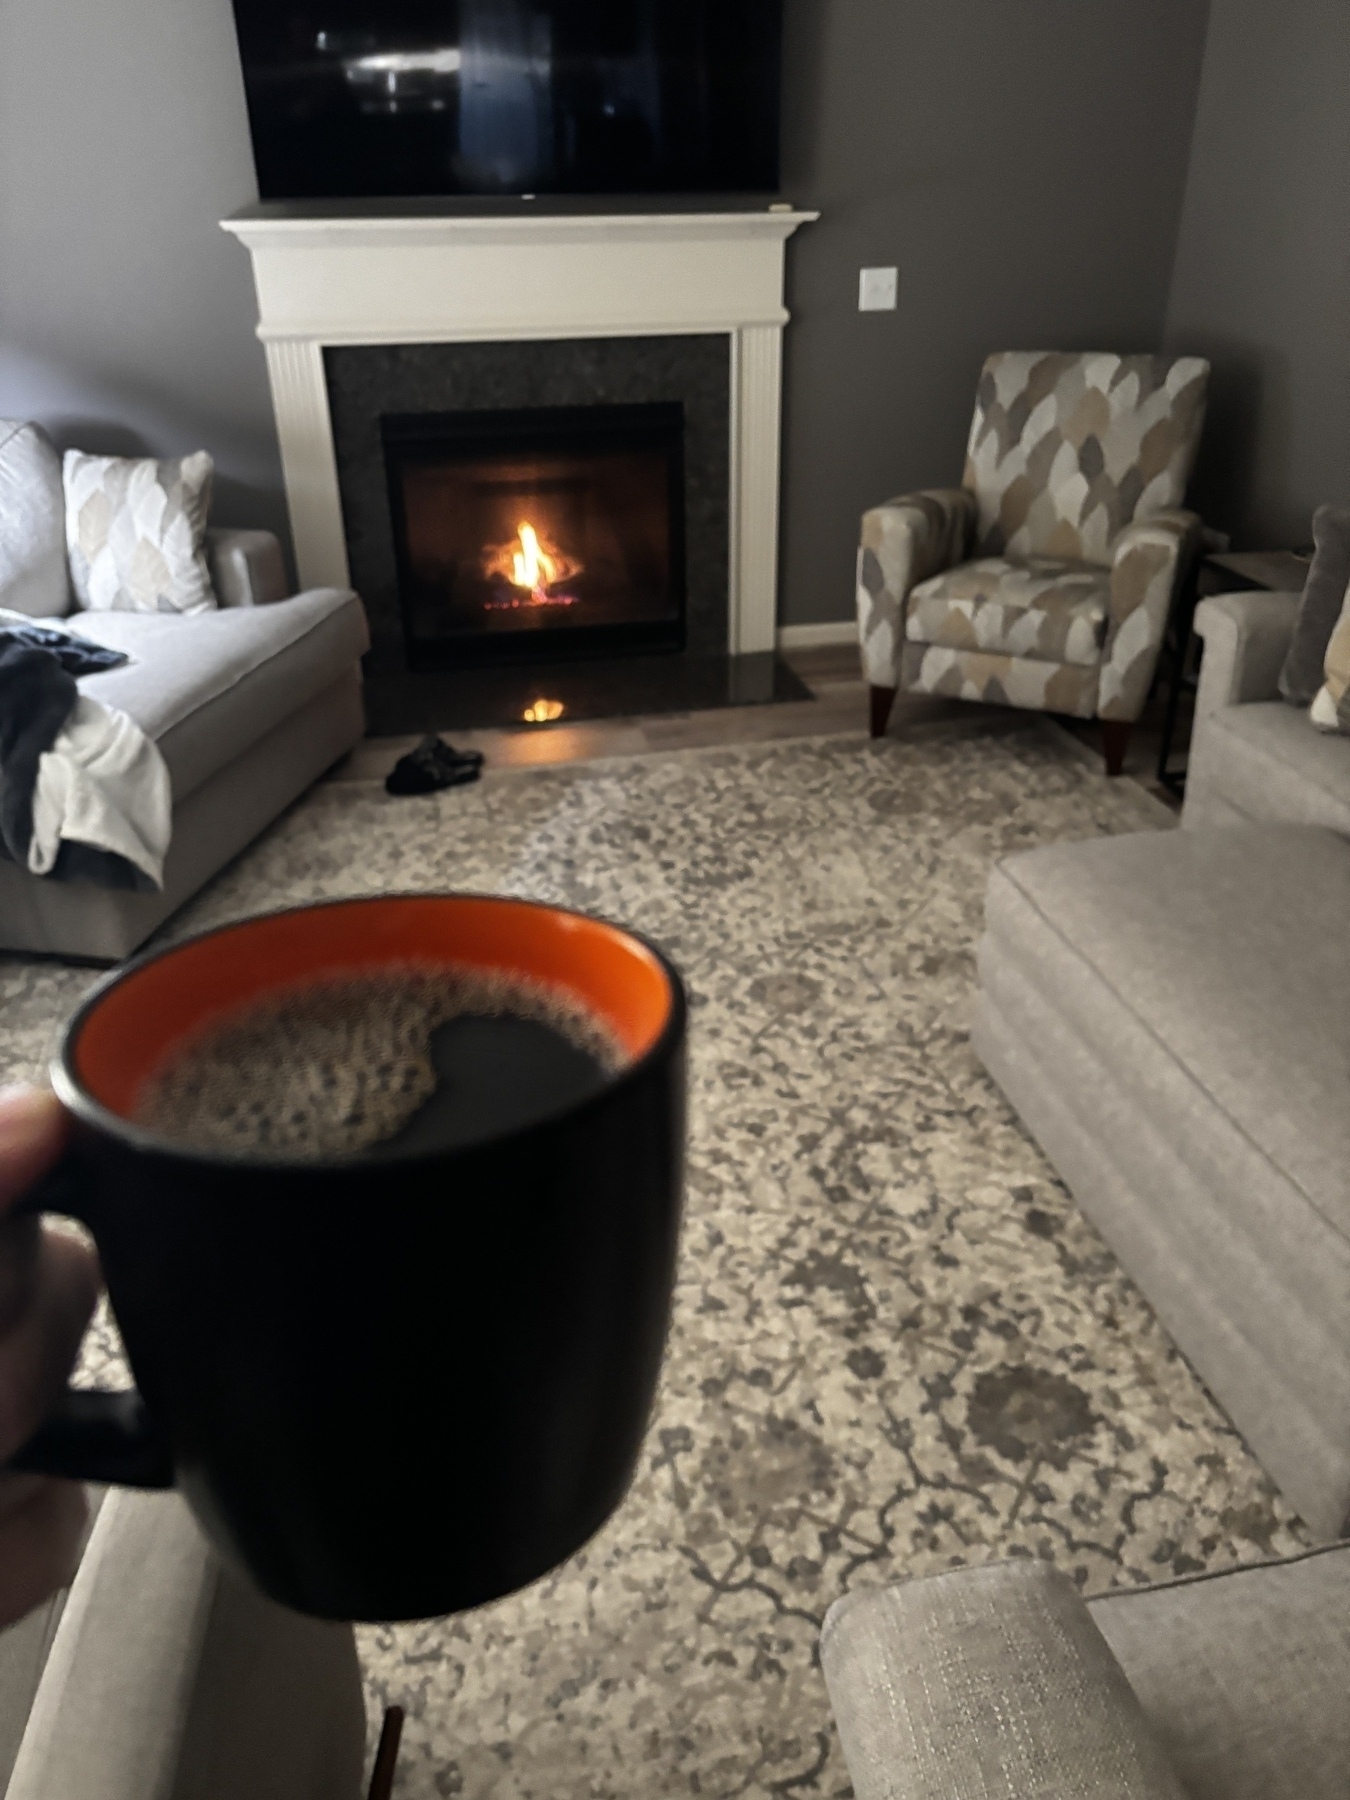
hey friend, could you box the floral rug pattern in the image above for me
[0,721,1306,1798]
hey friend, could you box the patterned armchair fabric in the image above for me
[857,353,1209,732]
[857,489,976,688]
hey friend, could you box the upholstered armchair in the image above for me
[858,352,1209,773]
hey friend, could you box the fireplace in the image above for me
[382,402,685,670]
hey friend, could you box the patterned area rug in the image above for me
[0,721,1306,1799]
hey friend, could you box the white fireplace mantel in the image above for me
[222,206,816,655]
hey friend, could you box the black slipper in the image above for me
[423,735,484,772]
[385,735,484,796]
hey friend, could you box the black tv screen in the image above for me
[232,1,782,201]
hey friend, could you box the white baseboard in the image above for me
[776,620,857,651]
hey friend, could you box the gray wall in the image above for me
[0,0,286,543]
[1,0,1210,626]
[777,0,1210,625]
[1162,0,1350,548]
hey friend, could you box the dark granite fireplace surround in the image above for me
[325,336,806,730]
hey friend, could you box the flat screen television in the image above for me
[231,1,782,201]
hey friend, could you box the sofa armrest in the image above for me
[7,1489,366,1800]
[206,529,289,607]
[821,1563,1186,1800]
[857,487,976,687]
[1098,509,1202,723]
[1193,590,1302,717]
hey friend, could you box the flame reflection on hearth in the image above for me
[522,698,565,724]
[483,520,582,610]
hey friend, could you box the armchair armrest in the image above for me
[1098,509,1202,723]
[821,1562,1186,1800]
[1193,590,1302,716]
[857,488,976,687]
[7,1489,365,1800]
[206,528,289,607]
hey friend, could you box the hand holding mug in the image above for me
[8,896,686,1623]
[0,1087,100,1626]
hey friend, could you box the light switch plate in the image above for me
[858,266,898,312]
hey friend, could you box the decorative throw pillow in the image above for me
[63,450,217,615]
[1278,502,1350,706]
[1309,578,1350,734]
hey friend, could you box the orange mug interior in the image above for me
[72,895,674,1124]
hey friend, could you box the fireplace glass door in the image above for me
[382,403,685,669]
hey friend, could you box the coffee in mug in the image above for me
[135,966,632,1159]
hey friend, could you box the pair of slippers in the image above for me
[385,734,484,796]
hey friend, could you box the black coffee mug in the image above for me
[12,894,685,1622]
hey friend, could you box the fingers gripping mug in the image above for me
[12,895,686,1622]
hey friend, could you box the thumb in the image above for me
[0,1088,69,1215]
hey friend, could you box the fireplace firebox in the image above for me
[382,403,685,670]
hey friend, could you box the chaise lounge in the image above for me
[973,586,1350,1539]
[0,420,368,961]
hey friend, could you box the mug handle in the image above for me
[4,1159,175,1490]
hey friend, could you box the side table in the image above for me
[1155,548,1309,797]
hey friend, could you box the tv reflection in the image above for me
[319,0,664,193]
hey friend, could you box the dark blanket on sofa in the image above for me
[0,630,146,890]
[0,642,75,866]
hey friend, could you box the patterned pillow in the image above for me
[1279,503,1350,706]
[63,450,216,614]
[1308,578,1350,734]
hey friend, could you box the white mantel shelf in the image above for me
[222,206,817,653]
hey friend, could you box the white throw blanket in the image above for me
[28,694,172,889]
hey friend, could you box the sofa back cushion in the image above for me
[0,421,71,618]
[963,353,1209,566]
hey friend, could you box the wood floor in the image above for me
[332,642,1183,811]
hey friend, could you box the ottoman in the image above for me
[973,823,1350,1540]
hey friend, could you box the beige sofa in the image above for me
[0,1487,366,1800]
[0,422,367,961]
[972,589,1350,1539]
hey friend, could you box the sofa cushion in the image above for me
[907,555,1110,666]
[72,589,368,801]
[990,825,1350,1241]
[1088,1542,1350,1800]
[1197,700,1350,832]
[0,421,71,618]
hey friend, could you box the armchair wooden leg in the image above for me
[367,1706,404,1800]
[870,684,897,738]
[1101,720,1132,777]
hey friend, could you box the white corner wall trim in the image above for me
[777,620,858,651]
[222,207,816,655]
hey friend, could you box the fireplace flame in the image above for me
[512,523,550,591]
[523,698,565,724]
[484,520,582,604]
